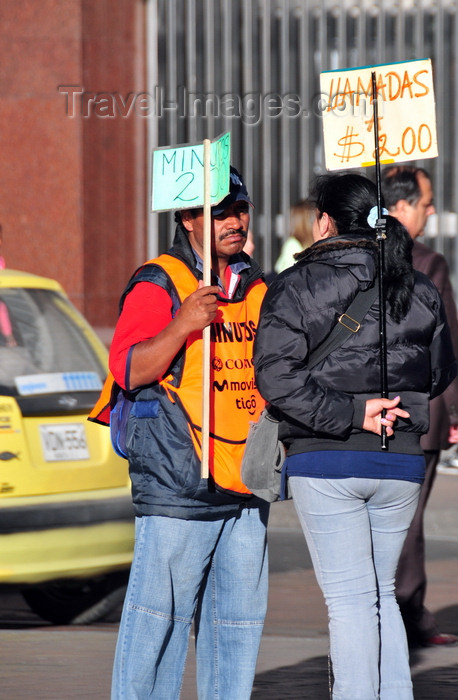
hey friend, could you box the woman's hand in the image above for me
[363,396,410,437]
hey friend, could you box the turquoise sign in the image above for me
[151,132,231,212]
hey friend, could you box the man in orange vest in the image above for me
[104,167,269,699]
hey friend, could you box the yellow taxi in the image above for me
[0,269,133,624]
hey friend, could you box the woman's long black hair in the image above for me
[312,172,414,323]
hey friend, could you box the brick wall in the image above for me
[0,0,147,328]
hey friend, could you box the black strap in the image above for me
[307,283,378,370]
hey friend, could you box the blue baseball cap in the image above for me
[211,166,253,216]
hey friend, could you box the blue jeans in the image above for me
[289,477,420,700]
[111,503,269,700]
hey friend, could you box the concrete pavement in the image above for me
[1,472,457,699]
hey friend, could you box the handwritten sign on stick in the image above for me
[320,59,437,171]
[151,132,231,212]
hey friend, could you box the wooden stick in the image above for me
[201,139,212,478]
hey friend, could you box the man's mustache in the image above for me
[218,229,247,240]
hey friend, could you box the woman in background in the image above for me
[274,198,315,273]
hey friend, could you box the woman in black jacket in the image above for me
[254,173,456,700]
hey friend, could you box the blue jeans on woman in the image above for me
[111,503,269,700]
[289,476,420,700]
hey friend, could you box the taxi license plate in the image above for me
[39,423,90,462]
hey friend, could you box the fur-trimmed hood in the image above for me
[273,233,379,295]
[294,234,379,265]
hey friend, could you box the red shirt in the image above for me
[109,265,240,390]
[109,283,172,389]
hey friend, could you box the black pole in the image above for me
[371,71,388,450]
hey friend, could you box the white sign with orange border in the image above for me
[320,58,437,171]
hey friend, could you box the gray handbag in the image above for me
[241,407,286,502]
[242,283,378,502]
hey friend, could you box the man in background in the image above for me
[382,165,458,647]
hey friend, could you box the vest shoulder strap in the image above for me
[89,256,199,428]
[120,254,198,316]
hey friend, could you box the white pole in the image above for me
[201,139,212,479]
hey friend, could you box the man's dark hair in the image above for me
[174,209,202,225]
[381,165,431,209]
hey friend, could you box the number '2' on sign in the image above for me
[151,132,231,212]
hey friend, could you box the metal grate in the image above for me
[147,0,458,284]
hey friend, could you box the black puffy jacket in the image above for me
[254,236,457,456]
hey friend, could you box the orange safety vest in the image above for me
[90,254,267,495]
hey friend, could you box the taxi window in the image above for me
[0,288,105,392]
